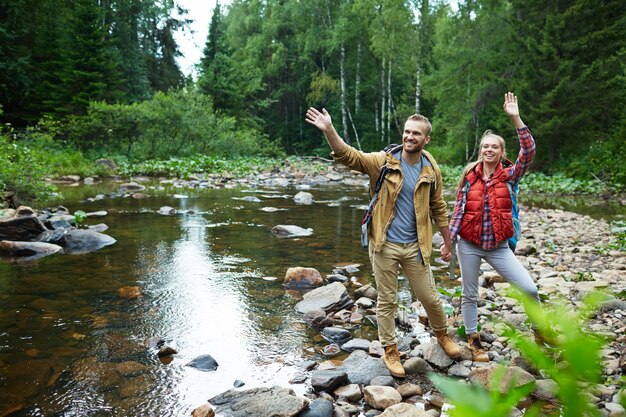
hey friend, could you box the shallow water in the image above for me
[0,179,623,416]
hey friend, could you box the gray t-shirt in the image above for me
[386,153,432,244]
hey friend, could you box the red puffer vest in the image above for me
[459,162,514,246]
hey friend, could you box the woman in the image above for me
[446,92,539,362]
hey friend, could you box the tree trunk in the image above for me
[415,64,421,114]
[355,41,361,115]
[381,57,386,143]
[387,59,392,144]
[340,42,350,144]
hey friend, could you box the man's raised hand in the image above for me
[305,107,333,132]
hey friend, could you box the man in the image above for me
[305,107,460,377]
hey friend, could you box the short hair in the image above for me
[406,114,432,135]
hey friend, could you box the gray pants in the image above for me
[457,237,539,335]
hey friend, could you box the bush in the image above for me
[0,127,56,208]
[63,89,284,161]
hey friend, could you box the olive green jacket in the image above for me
[331,145,449,262]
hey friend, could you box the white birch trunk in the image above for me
[340,42,350,144]
[355,41,361,114]
[381,57,386,143]
[415,64,421,114]
[387,59,392,144]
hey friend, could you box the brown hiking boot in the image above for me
[468,333,489,362]
[383,344,405,378]
[434,329,461,359]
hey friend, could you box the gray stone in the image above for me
[295,282,354,314]
[271,224,313,238]
[310,369,349,392]
[363,386,402,410]
[321,327,352,345]
[341,338,370,352]
[0,240,63,261]
[209,386,308,417]
[186,355,219,371]
[337,350,390,384]
[61,229,116,254]
[403,357,433,375]
[298,398,333,417]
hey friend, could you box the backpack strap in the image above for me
[460,179,470,213]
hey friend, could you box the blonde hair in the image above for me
[406,114,432,135]
[457,130,507,190]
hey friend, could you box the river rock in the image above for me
[0,206,48,241]
[294,191,314,205]
[284,267,324,289]
[187,355,219,371]
[0,240,63,260]
[294,282,354,314]
[303,309,333,329]
[310,369,349,392]
[363,386,402,410]
[337,349,391,384]
[320,327,351,346]
[298,398,334,417]
[334,384,362,402]
[379,403,427,417]
[191,403,215,417]
[341,338,371,352]
[119,182,146,192]
[271,224,313,238]
[354,284,378,301]
[468,364,535,393]
[61,229,117,254]
[209,386,308,417]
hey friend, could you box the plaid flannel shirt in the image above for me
[450,126,535,250]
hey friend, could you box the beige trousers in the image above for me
[369,241,447,347]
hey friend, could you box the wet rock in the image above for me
[284,267,324,289]
[303,309,333,329]
[322,344,341,356]
[62,229,116,254]
[341,338,371,353]
[158,206,176,215]
[209,386,308,417]
[310,369,349,392]
[157,346,177,358]
[233,380,245,388]
[118,286,142,298]
[289,372,307,384]
[271,224,314,238]
[326,274,348,284]
[294,191,314,205]
[0,206,48,241]
[295,282,354,315]
[88,223,109,233]
[321,327,352,345]
[337,350,391,384]
[0,240,63,261]
[364,386,402,410]
[187,354,219,372]
[299,398,334,417]
[119,182,146,192]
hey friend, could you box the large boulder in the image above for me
[0,240,63,261]
[0,206,48,241]
[61,229,116,254]
[209,386,308,417]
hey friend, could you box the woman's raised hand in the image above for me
[503,92,519,118]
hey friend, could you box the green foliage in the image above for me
[73,210,87,226]
[431,368,537,417]
[63,89,284,161]
[431,289,611,417]
[522,172,615,195]
[0,125,56,207]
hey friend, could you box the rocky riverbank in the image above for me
[2,163,625,417]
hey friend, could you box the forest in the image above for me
[0,0,624,205]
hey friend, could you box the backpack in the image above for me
[460,179,521,251]
[361,144,400,248]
